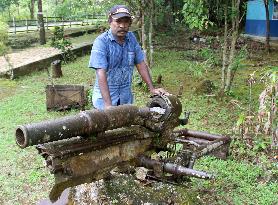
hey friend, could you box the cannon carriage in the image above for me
[15,95,231,202]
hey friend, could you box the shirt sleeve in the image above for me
[88,37,108,70]
[130,32,145,65]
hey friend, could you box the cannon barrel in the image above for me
[16,105,150,148]
[16,95,182,148]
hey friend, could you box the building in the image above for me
[245,0,278,39]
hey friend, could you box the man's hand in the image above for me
[104,104,113,110]
[150,87,169,96]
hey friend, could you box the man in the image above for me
[89,5,167,110]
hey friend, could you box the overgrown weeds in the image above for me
[0,30,277,204]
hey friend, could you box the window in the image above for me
[273,1,278,19]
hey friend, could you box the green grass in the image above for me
[191,156,278,205]
[0,56,94,204]
[0,31,277,204]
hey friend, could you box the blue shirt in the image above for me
[88,29,145,110]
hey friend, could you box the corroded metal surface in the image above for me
[137,155,213,179]
[173,128,231,160]
[15,105,151,148]
[15,95,231,203]
[49,138,153,201]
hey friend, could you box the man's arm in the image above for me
[96,69,112,109]
[136,61,168,95]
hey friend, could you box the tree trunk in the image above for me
[141,0,147,56]
[17,4,20,16]
[28,0,35,19]
[148,0,154,68]
[8,7,11,19]
[221,3,228,90]
[37,0,46,45]
[164,0,173,27]
[264,0,270,53]
[225,36,236,92]
[224,0,240,92]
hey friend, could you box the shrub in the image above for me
[0,20,9,56]
[51,26,75,62]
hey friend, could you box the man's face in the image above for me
[110,17,131,38]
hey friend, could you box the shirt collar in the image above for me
[108,28,130,42]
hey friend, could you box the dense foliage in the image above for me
[0,0,125,20]
[51,26,74,62]
[182,0,211,30]
[0,19,9,55]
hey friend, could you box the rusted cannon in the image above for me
[15,95,231,202]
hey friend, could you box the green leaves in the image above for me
[51,26,75,62]
[0,20,9,56]
[182,0,212,30]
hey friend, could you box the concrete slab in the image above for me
[0,42,92,78]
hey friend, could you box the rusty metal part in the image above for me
[137,155,213,179]
[49,137,154,201]
[195,138,230,158]
[173,129,231,160]
[188,153,197,169]
[172,129,231,142]
[147,94,182,123]
[36,126,154,173]
[16,95,182,148]
[14,95,233,202]
[16,105,151,148]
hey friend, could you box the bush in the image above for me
[51,26,75,62]
[0,20,9,56]
[8,35,39,49]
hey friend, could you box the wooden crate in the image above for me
[46,85,86,111]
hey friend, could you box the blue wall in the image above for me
[246,20,278,37]
[245,0,278,37]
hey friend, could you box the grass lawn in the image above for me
[0,30,277,205]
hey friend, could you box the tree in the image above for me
[263,0,270,53]
[0,20,9,56]
[0,19,14,78]
[28,0,36,19]
[0,0,15,12]
[221,0,242,92]
[182,0,211,30]
[182,0,246,93]
[37,0,46,44]
[124,0,153,66]
[0,0,19,19]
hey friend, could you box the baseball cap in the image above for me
[109,5,131,19]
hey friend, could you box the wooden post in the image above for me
[25,19,28,33]
[51,60,62,78]
[177,85,184,98]
[13,17,16,34]
[156,74,162,84]
[46,16,49,30]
